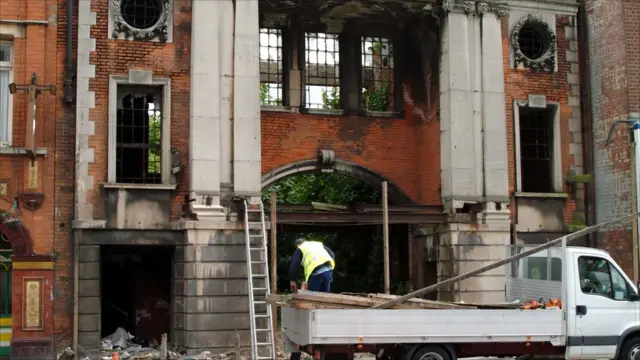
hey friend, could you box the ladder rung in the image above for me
[253,287,267,291]
[256,342,272,346]
[257,357,274,359]
[250,247,264,251]
[256,329,271,332]
[254,301,266,304]
[252,274,267,277]
[251,261,265,264]
[250,234,263,238]
[255,314,270,318]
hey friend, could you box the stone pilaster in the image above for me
[189,0,225,219]
[174,222,268,353]
[436,0,510,214]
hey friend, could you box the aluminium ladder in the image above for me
[243,200,276,360]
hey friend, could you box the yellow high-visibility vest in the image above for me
[298,241,335,281]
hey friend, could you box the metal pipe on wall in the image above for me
[63,0,74,103]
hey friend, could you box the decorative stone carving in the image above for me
[430,0,508,17]
[110,0,171,42]
[511,14,557,71]
[317,149,336,166]
[20,192,44,212]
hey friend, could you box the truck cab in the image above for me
[563,247,640,359]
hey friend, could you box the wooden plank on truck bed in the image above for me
[341,292,473,309]
[268,291,476,310]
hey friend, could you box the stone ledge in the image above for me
[102,182,177,190]
[0,147,48,157]
[514,192,569,199]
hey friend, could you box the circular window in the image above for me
[518,25,546,60]
[120,0,163,30]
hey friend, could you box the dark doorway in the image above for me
[100,246,173,343]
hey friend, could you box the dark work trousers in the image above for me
[290,269,333,360]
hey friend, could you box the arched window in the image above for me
[0,231,11,357]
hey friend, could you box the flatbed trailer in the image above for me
[277,245,640,360]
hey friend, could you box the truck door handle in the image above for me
[576,305,587,315]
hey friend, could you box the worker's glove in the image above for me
[290,281,298,293]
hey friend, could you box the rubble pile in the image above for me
[57,328,297,360]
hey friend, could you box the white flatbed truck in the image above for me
[280,244,640,360]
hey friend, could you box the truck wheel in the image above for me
[410,346,451,360]
[619,336,640,360]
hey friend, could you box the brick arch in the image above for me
[261,159,414,204]
[0,215,34,256]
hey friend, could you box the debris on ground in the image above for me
[58,328,302,360]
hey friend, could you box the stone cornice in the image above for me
[425,0,509,17]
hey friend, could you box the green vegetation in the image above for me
[148,114,161,175]
[260,83,283,106]
[264,173,407,295]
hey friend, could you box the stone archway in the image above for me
[261,159,415,205]
[0,214,35,256]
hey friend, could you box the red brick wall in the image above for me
[261,111,424,203]
[586,0,640,277]
[502,16,578,225]
[0,0,73,350]
[86,0,192,220]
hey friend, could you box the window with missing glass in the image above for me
[115,85,163,184]
[305,32,340,109]
[260,28,284,106]
[361,37,394,112]
[0,42,12,146]
[519,107,553,193]
[120,0,163,29]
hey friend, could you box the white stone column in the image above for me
[439,0,510,215]
[479,2,509,202]
[190,0,224,218]
[219,0,235,187]
[233,0,262,198]
[439,2,483,210]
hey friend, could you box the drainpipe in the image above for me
[63,0,74,103]
[65,0,79,353]
[577,0,596,242]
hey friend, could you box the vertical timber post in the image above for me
[270,191,278,332]
[382,181,390,294]
[631,139,639,283]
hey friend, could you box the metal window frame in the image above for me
[0,41,14,147]
[108,75,171,185]
[513,99,562,193]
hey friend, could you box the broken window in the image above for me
[361,37,394,112]
[120,0,163,30]
[260,28,284,106]
[116,85,162,184]
[0,232,11,317]
[305,32,340,109]
[519,107,553,193]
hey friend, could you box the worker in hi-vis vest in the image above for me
[288,238,336,293]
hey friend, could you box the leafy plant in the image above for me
[321,87,340,110]
[363,83,391,112]
[260,83,282,106]
[148,114,161,175]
